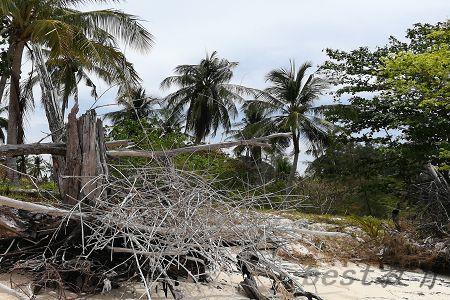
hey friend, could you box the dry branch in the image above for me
[107,133,292,158]
[0,154,323,299]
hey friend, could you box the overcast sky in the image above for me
[23,0,449,170]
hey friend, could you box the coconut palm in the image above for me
[260,61,332,187]
[105,87,158,125]
[28,155,45,180]
[0,0,153,176]
[150,106,185,135]
[232,102,288,163]
[161,52,252,144]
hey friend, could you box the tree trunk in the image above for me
[32,45,66,191]
[6,41,25,180]
[287,132,299,191]
[60,106,108,205]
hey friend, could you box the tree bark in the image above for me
[32,45,66,191]
[60,107,108,204]
[6,41,25,180]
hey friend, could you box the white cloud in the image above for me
[19,0,450,171]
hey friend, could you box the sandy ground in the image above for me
[1,216,449,299]
[2,262,449,299]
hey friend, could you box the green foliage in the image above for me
[306,140,404,217]
[348,215,385,241]
[231,102,290,164]
[322,21,450,172]
[1,0,153,149]
[108,118,187,151]
[255,61,333,185]
[162,51,254,144]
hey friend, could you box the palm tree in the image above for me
[105,87,158,125]
[150,106,185,135]
[161,51,252,144]
[28,155,45,180]
[260,61,332,187]
[232,102,288,163]
[0,0,153,177]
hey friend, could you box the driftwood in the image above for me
[237,251,323,300]
[0,167,323,299]
[0,133,290,160]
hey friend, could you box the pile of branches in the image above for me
[0,163,322,299]
[408,164,450,237]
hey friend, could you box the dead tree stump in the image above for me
[60,105,108,205]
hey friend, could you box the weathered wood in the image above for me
[0,195,72,217]
[240,276,268,300]
[60,107,109,204]
[61,105,83,205]
[108,133,292,158]
[0,140,132,157]
[237,251,323,300]
[0,143,66,157]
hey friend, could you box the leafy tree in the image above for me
[307,140,404,217]
[322,21,450,175]
[381,25,450,170]
[161,51,253,144]
[258,61,332,187]
[0,0,152,176]
[151,106,185,135]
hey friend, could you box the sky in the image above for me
[22,0,450,171]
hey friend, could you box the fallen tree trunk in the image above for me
[107,133,292,158]
[0,141,132,157]
[0,143,66,157]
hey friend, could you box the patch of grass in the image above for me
[347,215,385,240]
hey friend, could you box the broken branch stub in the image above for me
[60,106,108,205]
